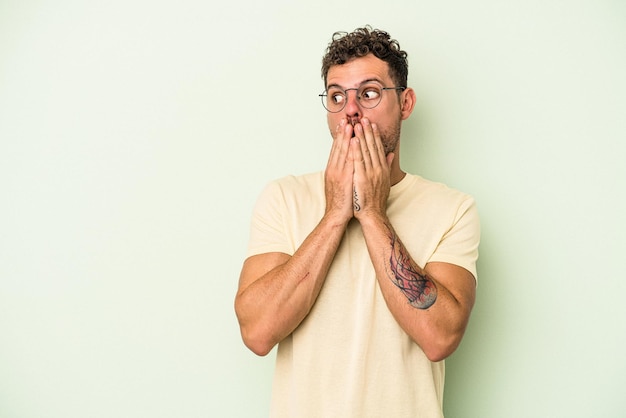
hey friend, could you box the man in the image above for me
[235,26,480,418]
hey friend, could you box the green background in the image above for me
[1,0,624,416]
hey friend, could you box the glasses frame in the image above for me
[319,83,406,113]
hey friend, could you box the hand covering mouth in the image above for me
[347,117,360,137]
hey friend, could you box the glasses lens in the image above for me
[357,84,383,109]
[322,88,345,113]
[320,84,387,112]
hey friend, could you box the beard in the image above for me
[379,118,402,155]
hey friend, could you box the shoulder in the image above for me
[394,173,475,206]
[260,171,325,199]
[266,171,324,189]
[254,171,325,211]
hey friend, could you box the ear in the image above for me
[400,87,416,121]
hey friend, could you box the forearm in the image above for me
[359,214,474,361]
[235,213,348,355]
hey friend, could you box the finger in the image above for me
[367,120,386,168]
[326,120,342,166]
[354,123,373,168]
[361,118,383,169]
[349,137,366,168]
[328,119,346,164]
[328,119,352,168]
[339,122,354,167]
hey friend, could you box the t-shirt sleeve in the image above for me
[245,180,293,258]
[428,196,481,281]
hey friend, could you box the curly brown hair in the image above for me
[321,26,408,88]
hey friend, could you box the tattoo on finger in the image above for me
[353,186,361,211]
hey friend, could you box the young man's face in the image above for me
[325,53,411,155]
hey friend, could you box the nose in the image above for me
[343,88,362,118]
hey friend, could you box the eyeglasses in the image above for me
[319,82,406,113]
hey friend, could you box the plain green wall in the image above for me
[1,0,625,417]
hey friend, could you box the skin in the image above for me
[234,54,476,361]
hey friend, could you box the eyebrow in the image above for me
[326,78,384,90]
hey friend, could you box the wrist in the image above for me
[354,209,389,228]
[321,209,352,229]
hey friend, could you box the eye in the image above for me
[360,87,381,101]
[330,92,345,105]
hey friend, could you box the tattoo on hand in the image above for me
[387,230,437,309]
[353,186,361,212]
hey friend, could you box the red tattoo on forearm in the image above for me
[388,231,437,309]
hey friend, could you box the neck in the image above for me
[391,167,406,186]
[389,139,405,186]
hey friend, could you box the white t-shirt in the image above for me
[246,171,480,418]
